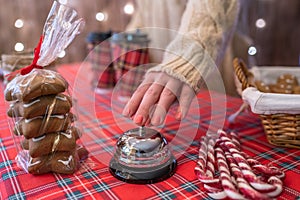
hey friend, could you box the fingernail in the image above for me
[134,115,143,124]
[151,116,162,126]
[122,107,130,117]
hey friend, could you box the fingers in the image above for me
[132,82,164,125]
[122,83,150,118]
[150,80,181,126]
[122,73,156,117]
[122,71,195,127]
[176,84,194,120]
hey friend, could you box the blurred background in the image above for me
[0,0,133,63]
[1,0,299,65]
[0,0,299,95]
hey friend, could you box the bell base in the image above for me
[109,156,177,184]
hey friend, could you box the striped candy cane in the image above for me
[212,146,246,200]
[220,132,284,197]
[226,130,284,179]
[243,155,285,178]
[219,134,277,193]
[195,137,219,185]
[221,144,270,200]
[195,129,285,199]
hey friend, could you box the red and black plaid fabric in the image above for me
[1,63,300,199]
[87,41,115,89]
[111,43,149,97]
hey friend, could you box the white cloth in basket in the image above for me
[242,87,300,115]
[242,66,300,115]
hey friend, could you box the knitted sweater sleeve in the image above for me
[147,0,240,92]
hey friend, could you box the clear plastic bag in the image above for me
[4,1,87,174]
[38,1,85,66]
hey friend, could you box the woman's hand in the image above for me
[122,71,195,126]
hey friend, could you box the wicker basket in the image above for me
[1,53,33,71]
[1,51,57,84]
[1,51,34,83]
[233,58,300,149]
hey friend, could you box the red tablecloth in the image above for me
[1,63,300,200]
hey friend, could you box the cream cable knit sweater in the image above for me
[126,0,187,63]
[128,0,240,92]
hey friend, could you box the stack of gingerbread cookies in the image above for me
[5,69,87,174]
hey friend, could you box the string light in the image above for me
[255,18,266,28]
[58,50,66,58]
[124,3,134,15]
[59,0,68,5]
[96,12,106,21]
[248,46,257,56]
[14,19,24,28]
[15,42,25,52]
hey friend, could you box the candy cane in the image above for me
[195,137,208,172]
[195,137,221,194]
[212,146,246,200]
[243,155,285,178]
[205,138,216,178]
[203,138,223,192]
[195,137,209,181]
[241,153,284,197]
[221,146,269,200]
[203,182,223,194]
[266,176,283,197]
[217,130,240,148]
[219,131,284,196]
[220,138,277,193]
[223,130,283,177]
[221,135,284,198]
[195,137,219,185]
[229,131,240,150]
[226,131,285,179]
[195,130,285,199]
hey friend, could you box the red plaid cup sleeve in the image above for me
[87,40,115,89]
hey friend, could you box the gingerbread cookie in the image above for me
[271,83,293,94]
[21,139,29,150]
[23,126,80,158]
[5,68,68,102]
[293,86,300,94]
[255,81,271,93]
[14,113,74,139]
[271,74,298,94]
[28,151,78,174]
[277,74,298,86]
[76,145,89,161]
[7,93,72,118]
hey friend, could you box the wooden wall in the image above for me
[245,0,300,66]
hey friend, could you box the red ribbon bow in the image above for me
[6,35,44,81]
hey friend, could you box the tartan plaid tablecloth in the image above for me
[1,63,300,200]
